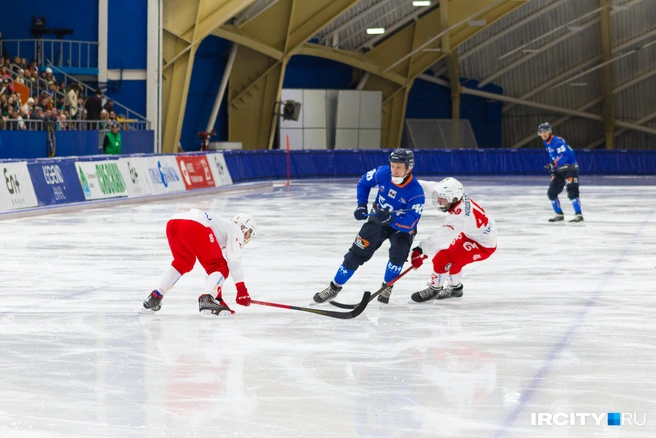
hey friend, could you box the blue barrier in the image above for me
[222,149,656,182]
[0,130,155,159]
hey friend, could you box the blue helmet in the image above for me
[537,122,552,136]
[389,148,414,172]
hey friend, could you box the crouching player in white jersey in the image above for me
[409,178,497,302]
[142,209,256,316]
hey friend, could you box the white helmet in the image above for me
[233,214,257,244]
[432,177,464,212]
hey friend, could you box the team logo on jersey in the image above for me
[354,234,370,249]
[473,254,482,261]
[388,189,397,199]
[463,241,479,251]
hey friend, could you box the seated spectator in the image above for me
[56,113,68,131]
[0,77,12,96]
[103,99,115,113]
[108,109,117,121]
[30,107,44,123]
[103,121,122,154]
[99,109,109,130]
[21,97,34,115]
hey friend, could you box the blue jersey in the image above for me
[356,165,425,233]
[543,135,577,167]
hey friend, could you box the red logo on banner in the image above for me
[176,156,216,190]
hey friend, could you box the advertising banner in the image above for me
[206,152,233,187]
[75,160,128,200]
[142,156,186,195]
[0,161,39,211]
[176,155,215,190]
[27,160,86,206]
[118,157,153,198]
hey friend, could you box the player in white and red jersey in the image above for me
[142,209,256,316]
[409,178,497,302]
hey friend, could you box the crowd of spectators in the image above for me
[0,54,124,133]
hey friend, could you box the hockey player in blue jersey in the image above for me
[313,148,425,304]
[538,122,584,223]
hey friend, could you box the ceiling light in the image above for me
[413,1,431,6]
[468,20,486,27]
[567,25,584,32]
[366,28,385,35]
[612,5,629,11]
[569,82,588,86]
[522,49,541,53]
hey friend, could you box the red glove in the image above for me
[410,247,424,269]
[235,282,251,306]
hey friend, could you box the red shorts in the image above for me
[432,233,496,275]
[166,219,229,277]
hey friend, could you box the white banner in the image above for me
[0,162,39,211]
[75,160,128,200]
[206,152,233,187]
[142,156,186,194]
[118,157,153,198]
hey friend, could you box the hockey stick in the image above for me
[364,208,410,218]
[328,257,426,309]
[251,291,371,319]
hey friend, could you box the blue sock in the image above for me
[551,199,563,214]
[333,264,355,286]
[384,261,403,283]
[571,198,582,214]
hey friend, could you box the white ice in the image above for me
[1,176,655,437]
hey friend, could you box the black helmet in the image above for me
[389,148,414,172]
[537,122,552,136]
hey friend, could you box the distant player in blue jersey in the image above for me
[313,148,425,304]
[538,122,584,223]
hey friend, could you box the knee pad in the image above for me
[547,186,560,200]
[343,251,367,270]
[566,180,579,200]
[432,251,452,273]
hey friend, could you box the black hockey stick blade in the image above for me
[251,291,371,319]
[329,290,381,310]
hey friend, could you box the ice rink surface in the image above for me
[1,175,655,437]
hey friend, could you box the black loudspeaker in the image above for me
[282,100,302,121]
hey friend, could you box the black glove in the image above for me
[544,162,556,172]
[375,208,393,225]
[354,203,368,221]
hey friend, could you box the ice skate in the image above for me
[141,290,163,313]
[569,214,584,223]
[376,282,394,304]
[410,285,441,303]
[313,282,342,303]
[198,294,233,317]
[548,213,564,222]
[436,283,464,300]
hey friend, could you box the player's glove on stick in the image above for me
[544,162,556,172]
[235,282,251,306]
[354,203,368,221]
[375,208,394,225]
[410,247,424,268]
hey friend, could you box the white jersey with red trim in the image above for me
[418,195,497,255]
[170,209,246,282]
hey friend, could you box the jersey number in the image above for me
[470,199,489,228]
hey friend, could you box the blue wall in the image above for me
[283,55,354,89]
[108,0,147,70]
[104,80,147,118]
[181,36,231,152]
[408,76,504,148]
[0,0,98,42]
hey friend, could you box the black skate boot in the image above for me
[436,283,464,300]
[143,290,163,312]
[410,285,441,303]
[198,294,232,317]
[313,282,342,303]
[569,214,584,223]
[548,213,564,222]
[376,282,394,304]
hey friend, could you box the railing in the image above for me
[1,119,150,131]
[47,65,150,127]
[0,39,98,69]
